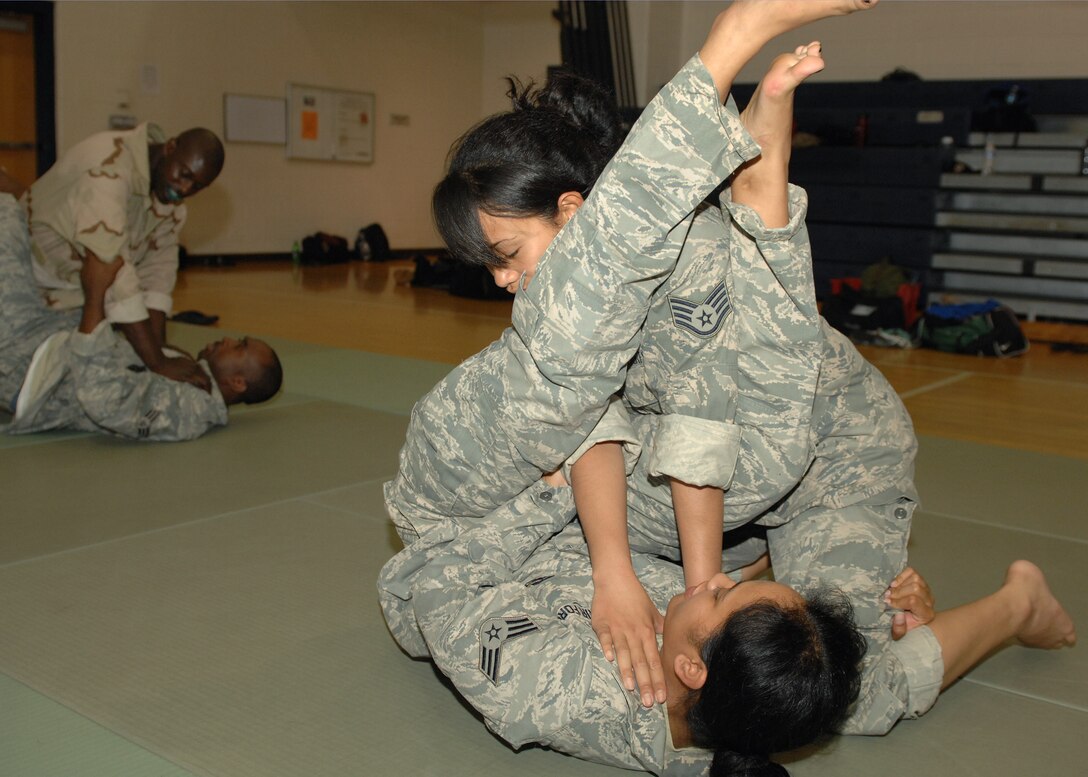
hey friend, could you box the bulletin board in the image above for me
[286,83,374,163]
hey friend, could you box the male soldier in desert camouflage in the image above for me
[16,123,224,392]
[0,194,281,441]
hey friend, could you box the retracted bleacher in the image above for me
[731,78,1088,321]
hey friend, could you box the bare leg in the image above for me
[929,560,1076,690]
[733,42,825,227]
[699,0,876,102]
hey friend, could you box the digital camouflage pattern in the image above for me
[381,52,940,770]
[0,194,76,406]
[1,194,227,441]
[383,54,762,541]
[381,486,713,775]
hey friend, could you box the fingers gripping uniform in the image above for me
[617,195,936,731]
[383,53,941,748]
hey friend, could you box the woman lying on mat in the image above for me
[381,485,1073,776]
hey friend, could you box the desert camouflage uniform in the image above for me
[382,51,942,758]
[22,122,185,324]
[1,194,227,442]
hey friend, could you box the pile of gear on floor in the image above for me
[822,259,1029,357]
[291,223,510,301]
[293,223,393,266]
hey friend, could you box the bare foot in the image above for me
[741,42,825,161]
[1006,560,1077,649]
[700,0,875,105]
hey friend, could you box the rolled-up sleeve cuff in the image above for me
[647,414,741,487]
[840,625,943,736]
[68,320,113,356]
[723,183,809,241]
[104,294,150,324]
[563,397,642,483]
[891,626,943,719]
[143,291,173,314]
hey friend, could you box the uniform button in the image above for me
[539,490,553,501]
[894,507,908,519]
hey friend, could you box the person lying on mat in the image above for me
[380,483,1075,776]
[0,193,282,441]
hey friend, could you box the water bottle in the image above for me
[291,240,302,267]
[982,133,996,175]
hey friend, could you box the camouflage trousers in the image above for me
[768,496,942,734]
[0,194,77,408]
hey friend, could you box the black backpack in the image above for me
[356,223,391,261]
[301,232,351,265]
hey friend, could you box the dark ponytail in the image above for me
[687,589,866,777]
[433,70,624,268]
[711,751,789,777]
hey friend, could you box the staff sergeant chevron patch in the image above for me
[668,281,731,337]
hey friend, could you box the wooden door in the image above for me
[0,12,37,189]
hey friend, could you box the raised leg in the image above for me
[733,42,825,227]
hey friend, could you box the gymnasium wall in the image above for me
[53,1,1086,256]
[53,1,558,256]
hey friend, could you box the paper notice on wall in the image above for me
[287,84,374,163]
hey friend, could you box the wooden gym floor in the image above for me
[173,258,1088,460]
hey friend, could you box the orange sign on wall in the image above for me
[301,111,319,140]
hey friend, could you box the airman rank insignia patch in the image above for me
[668,281,731,337]
[479,615,538,685]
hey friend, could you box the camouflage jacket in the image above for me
[384,53,762,539]
[379,486,711,775]
[7,323,228,441]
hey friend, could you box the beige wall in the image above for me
[481,2,561,117]
[53,1,1088,255]
[54,1,555,256]
[639,1,1088,103]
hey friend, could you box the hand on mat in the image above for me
[79,252,124,299]
[154,355,212,393]
[592,572,666,707]
[886,566,935,640]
